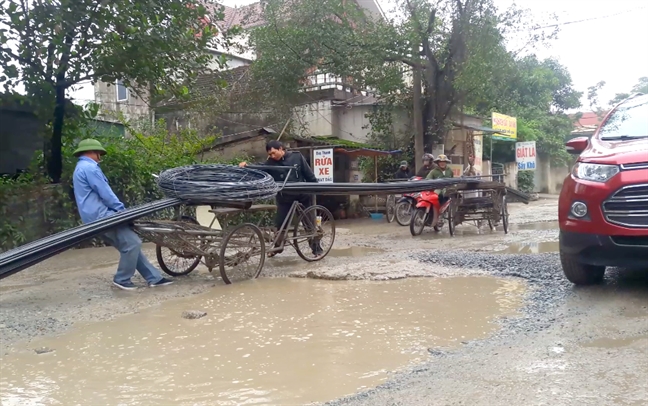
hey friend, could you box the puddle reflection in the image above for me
[1,277,525,406]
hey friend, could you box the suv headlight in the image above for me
[572,162,620,182]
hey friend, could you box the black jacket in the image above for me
[263,151,318,183]
[415,165,434,178]
[262,151,318,203]
[394,169,413,179]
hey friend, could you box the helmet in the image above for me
[73,139,107,157]
[434,154,451,163]
[422,153,434,161]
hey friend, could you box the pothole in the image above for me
[495,241,559,254]
[0,276,526,406]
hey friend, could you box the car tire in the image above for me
[559,251,605,285]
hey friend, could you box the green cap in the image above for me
[73,138,107,157]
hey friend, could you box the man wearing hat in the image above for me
[394,160,413,179]
[72,139,173,290]
[426,154,454,203]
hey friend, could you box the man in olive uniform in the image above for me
[425,154,453,204]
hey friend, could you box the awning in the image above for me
[451,122,516,142]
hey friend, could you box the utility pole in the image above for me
[412,64,424,171]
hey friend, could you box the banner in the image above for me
[448,164,463,178]
[313,148,334,183]
[491,112,517,141]
[473,133,483,175]
[516,141,537,171]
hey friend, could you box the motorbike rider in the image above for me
[416,153,435,178]
[394,161,413,179]
[425,154,454,204]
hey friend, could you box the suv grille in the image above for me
[603,184,648,228]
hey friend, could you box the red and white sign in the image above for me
[313,148,334,183]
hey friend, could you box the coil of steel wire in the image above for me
[156,164,281,203]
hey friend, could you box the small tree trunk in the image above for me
[412,66,424,170]
[48,82,66,183]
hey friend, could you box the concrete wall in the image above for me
[0,104,43,175]
[532,153,570,194]
[294,101,334,137]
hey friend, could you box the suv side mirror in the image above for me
[566,137,589,155]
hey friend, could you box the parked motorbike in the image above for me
[395,176,423,226]
[409,189,452,236]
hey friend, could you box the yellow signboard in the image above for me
[491,112,517,140]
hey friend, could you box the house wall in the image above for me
[94,81,150,126]
[294,101,334,137]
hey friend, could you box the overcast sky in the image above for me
[221,0,648,111]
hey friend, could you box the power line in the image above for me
[530,7,647,31]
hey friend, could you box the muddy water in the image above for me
[497,241,559,254]
[0,277,525,406]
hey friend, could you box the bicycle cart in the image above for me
[134,166,336,284]
[444,181,509,236]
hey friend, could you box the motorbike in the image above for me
[409,189,453,236]
[395,176,423,226]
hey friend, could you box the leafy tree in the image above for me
[0,0,224,183]
[609,76,648,105]
[249,0,556,166]
[471,56,581,164]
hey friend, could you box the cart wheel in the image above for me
[501,195,509,234]
[447,205,455,236]
[409,208,427,236]
[156,216,202,277]
[219,223,266,284]
[293,205,336,262]
[386,195,397,223]
[395,202,412,226]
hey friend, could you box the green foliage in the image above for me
[609,76,648,106]
[0,112,246,251]
[0,0,227,182]
[517,171,534,193]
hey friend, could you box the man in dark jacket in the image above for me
[415,153,435,178]
[394,161,413,179]
[239,140,321,256]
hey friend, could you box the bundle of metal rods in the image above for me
[0,198,181,280]
[278,178,482,196]
[156,164,280,203]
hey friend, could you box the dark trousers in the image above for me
[275,194,313,230]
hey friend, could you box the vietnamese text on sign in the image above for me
[313,148,334,183]
[515,141,536,171]
[492,112,517,140]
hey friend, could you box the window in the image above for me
[598,94,648,140]
[115,80,128,102]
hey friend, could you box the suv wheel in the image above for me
[559,251,606,285]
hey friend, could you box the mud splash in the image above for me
[0,277,525,406]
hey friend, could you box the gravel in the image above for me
[324,250,575,406]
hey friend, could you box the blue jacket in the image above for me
[72,157,125,223]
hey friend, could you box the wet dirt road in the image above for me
[1,198,647,406]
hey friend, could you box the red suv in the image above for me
[559,93,648,285]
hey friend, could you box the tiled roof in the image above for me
[220,3,266,30]
[571,111,607,129]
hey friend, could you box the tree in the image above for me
[469,56,582,164]
[609,76,648,105]
[249,0,552,167]
[0,0,224,183]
